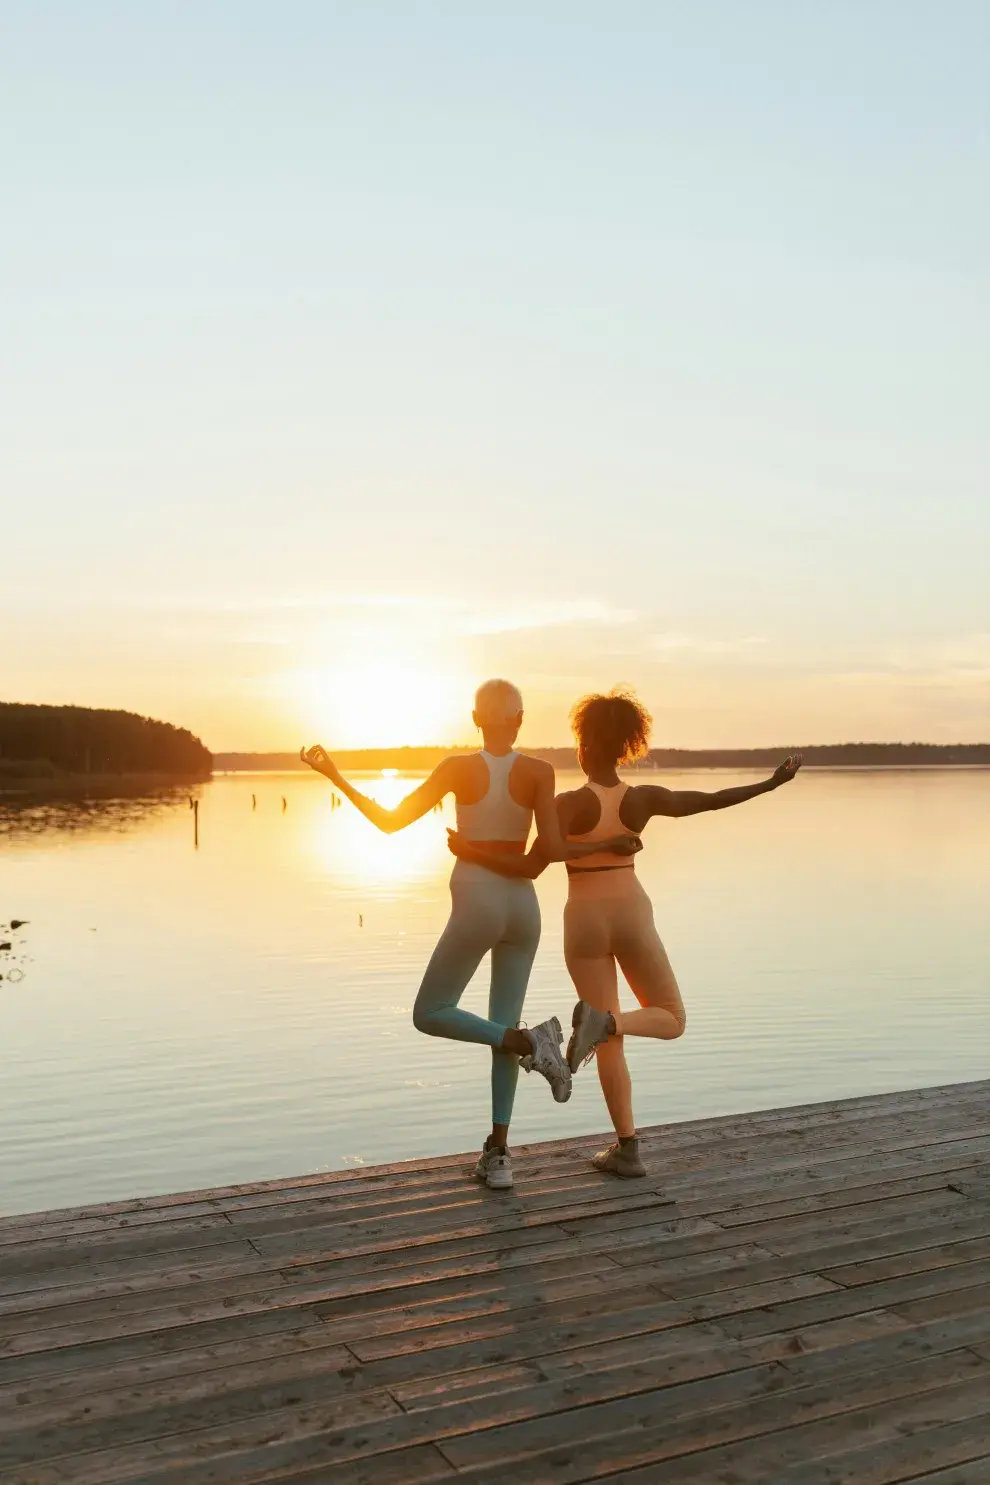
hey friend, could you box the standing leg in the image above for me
[564,900,635,1139]
[487,882,541,1146]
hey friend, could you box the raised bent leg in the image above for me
[614,893,685,1040]
[413,886,506,1048]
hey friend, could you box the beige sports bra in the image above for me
[566,781,635,871]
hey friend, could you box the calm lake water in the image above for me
[2,769,987,1216]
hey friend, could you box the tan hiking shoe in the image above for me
[474,1141,514,1190]
[592,1138,646,1178]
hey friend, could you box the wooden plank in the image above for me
[345,1275,676,1364]
[0,1219,252,1278]
[675,1147,990,1223]
[537,1312,909,1382]
[0,1239,618,1345]
[716,1259,990,1340]
[445,1360,990,1485]
[666,1132,990,1208]
[439,1351,990,1477]
[764,1414,990,1483]
[889,1282,990,1325]
[0,1386,401,1476]
[704,1178,972,1229]
[23,1339,990,1485]
[594,1409,990,1485]
[0,1328,357,1421]
[0,1301,339,1387]
[617,1229,990,1303]
[821,1233,990,1288]
[558,1189,967,1245]
[0,1345,776,1479]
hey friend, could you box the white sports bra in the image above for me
[455,751,533,842]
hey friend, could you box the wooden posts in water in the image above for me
[192,797,199,849]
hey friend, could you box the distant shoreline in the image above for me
[214,743,990,772]
[0,769,207,798]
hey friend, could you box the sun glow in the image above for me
[288,654,469,751]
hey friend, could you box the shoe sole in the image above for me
[526,1017,571,1102]
[475,1162,514,1189]
[567,1000,596,1073]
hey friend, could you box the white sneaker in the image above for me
[567,1000,613,1072]
[475,1142,514,1190]
[521,1017,572,1103]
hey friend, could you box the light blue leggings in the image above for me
[413,860,541,1125]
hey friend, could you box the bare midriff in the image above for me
[473,840,527,854]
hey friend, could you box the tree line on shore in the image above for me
[0,703,211,779]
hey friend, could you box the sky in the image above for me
[2,2,988,751]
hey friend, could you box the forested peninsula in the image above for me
[0,703,212,782]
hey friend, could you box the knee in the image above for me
[412,999,441,1037]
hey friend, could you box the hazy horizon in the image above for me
[4,4,987,752]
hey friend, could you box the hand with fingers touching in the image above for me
[446,829,642,874]
[772,754,803,787]
[446,829,471,859]
[300,744,341,783]
[608,833,644,857]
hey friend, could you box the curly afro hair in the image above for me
[569,688,653,768]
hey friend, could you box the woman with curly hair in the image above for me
[449,689,801,1177]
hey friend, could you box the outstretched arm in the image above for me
[640,755,803,819]
[300,745,455,833]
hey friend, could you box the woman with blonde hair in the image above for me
[449,688,801,1177]
[302,678,638,1189]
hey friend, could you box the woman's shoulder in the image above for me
[619,782,672,826]
[560,782,600,833]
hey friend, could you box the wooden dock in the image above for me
[2,1081,990,1484]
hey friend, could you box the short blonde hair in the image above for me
[474,677,523,726]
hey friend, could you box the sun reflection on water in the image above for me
[312,773,451,887]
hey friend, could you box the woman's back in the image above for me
[455,751,533,843]
[564,781,638,873]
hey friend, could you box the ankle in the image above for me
[618,1132,638,1146]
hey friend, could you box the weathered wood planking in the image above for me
[1,1080,988,1484]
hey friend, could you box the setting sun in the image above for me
[289,656,469,750]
